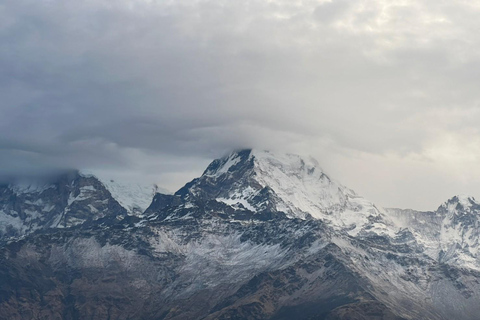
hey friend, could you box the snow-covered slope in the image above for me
[177,149,395,236]
[243,150,354,217]
[80,171,166,215]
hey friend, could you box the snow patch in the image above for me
[217,197,256,211]
[10,183,54,195]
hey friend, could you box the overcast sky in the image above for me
[3,0,480,210]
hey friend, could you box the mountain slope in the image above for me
[1,150,480,319]
[80,171,162,215]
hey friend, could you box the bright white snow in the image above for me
[205,150,394,234]
[80,171,168,214]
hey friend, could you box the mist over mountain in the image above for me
[1,149,480,319]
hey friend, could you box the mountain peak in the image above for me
[439,194,479,213]
[202,149,325,182]
[451,194,476,205]
[202,149,253,178]
[174,149,391,235]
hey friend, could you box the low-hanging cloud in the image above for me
[3,0,480,209]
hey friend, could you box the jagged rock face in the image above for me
[437,196,480,263]
[174,149,288,215]
[0,171,126,242]
[2,150,480,319]
[387,195,480,270]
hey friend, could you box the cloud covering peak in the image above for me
[3,0,480,210]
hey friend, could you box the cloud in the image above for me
[2,0,480,209]
[313,0,351,25]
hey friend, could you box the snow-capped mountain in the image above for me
[1,149,480,319]
[177,149,356,218]
[0,171,126,241]
[173,149,394,236]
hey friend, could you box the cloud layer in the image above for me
[3,0,480,209]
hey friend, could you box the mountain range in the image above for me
[1,149,480,319]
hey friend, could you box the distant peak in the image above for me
[79,169,168,214]
[456,194,475,200]
[202,149,253,177]
[446,194,476,205]
[439,194,480,214]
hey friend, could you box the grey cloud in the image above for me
[3,0,480,209]
[313,0,351,24]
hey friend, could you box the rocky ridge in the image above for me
[0,171,127,242]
